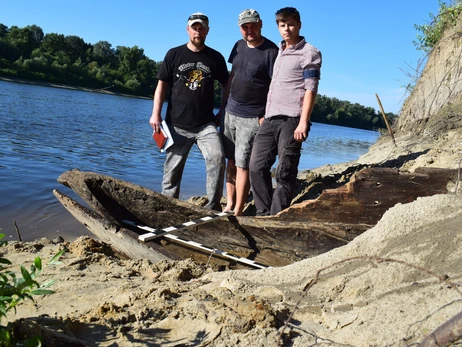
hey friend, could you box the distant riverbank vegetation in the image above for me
[0,23,160,97]
[0,23,397,131]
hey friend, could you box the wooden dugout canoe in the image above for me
[53,167,457,268]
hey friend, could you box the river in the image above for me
[0,80,379,241]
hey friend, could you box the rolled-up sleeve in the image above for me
[303,49,322,93]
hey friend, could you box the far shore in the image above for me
[0,76,152,100]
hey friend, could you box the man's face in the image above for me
[240,21,262,42]
[187,23,209,47]
[277,19,301,42]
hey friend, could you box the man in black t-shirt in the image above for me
[149,12,229,211]
[221,9,278,216]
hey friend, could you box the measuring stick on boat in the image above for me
[123,211,231,242]
[122,217,269,269]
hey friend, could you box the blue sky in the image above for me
[1,0,440,113]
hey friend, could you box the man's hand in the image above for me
[294,121,311,142]
[150,113,162,133]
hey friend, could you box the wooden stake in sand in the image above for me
[13,220,22,242]
[375,93,397,147]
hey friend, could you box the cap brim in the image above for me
[238,18,260,26]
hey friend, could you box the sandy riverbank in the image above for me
[3,130,462,345]
[3,186,461,346]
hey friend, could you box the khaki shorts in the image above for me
[222,111,259,169]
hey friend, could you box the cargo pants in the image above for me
[249,116,303,215]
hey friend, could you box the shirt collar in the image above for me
[280,36,306,50]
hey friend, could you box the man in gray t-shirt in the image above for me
[222,9,278,216]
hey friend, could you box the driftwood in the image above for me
[279,167,457,225]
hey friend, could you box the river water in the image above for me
[0,80,379,241]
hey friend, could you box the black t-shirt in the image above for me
[157,44,229,130]
[226,38,278,118]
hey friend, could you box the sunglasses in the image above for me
[188,14,209,23]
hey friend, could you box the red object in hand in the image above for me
[152,129,167,149]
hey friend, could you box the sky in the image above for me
[0,0,441,114]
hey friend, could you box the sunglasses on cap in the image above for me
[188,14,209,23]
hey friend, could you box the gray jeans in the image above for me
[162,123,225,211]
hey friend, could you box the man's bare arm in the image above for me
[149,80,168,132]
[294,89,317,142]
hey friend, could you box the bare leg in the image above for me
[223,159,236,212]
[234,166,251,216]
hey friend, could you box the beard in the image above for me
[245,34,257,42]
[190,37,205,48]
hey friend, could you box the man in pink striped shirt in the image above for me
[249,7,322,216]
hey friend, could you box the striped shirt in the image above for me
[265,37,322,118]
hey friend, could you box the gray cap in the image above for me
[237,9,260,26]
[188,12,209,28]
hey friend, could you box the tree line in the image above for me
[0,23,159,96]
[0,23,397,131]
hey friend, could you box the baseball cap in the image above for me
[237,9,260,26]
[188,12,209,28]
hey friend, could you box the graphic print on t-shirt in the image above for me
[176,61,211,91]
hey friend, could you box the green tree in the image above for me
[116,45,145,74]
[0,24,9,38]
[7,25,43,57]
[41,33,67,55]
[0,39,19,62]
[64,35,90,63]
[92,40,116,66]
[27,25,44,47]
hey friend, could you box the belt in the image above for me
[268,115,299,120]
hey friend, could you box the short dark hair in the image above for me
[275,7,300,24]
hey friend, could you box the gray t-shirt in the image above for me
[226,38,278,118]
